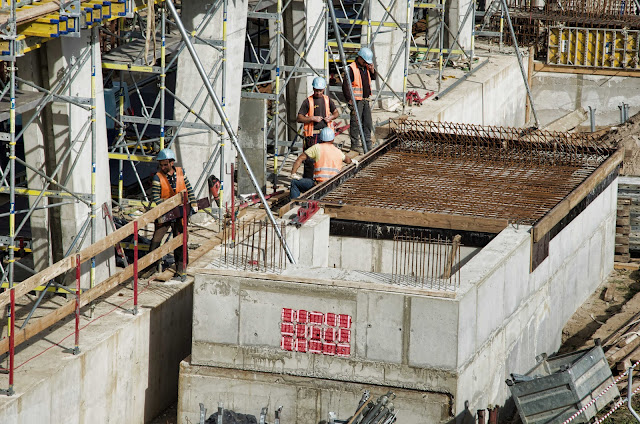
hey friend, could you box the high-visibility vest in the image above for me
[349,61,371,101]
[313,143,344,182]
[304,95,334,137]
[157,167,186,199]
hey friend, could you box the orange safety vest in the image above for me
[157,167,187,199]
[349,61,371,101]
[304,95,334,137]
[313,143,344,182]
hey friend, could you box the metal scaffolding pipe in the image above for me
[327,0,369,154]
[165,0,296,264]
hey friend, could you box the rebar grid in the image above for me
[507,0,640,25]
[321,120,613,225]
[215,219,288,273]
[394,120,610,167]
[391,234,461,291]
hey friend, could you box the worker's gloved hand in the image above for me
[352,159,360,167]
[291,173,301,180]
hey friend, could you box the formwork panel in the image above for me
[548,26,640,70]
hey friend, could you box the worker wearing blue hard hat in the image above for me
[289,127,358,199]
[342,47,376,154]
[296,76,340,180]
[143,148,197,281]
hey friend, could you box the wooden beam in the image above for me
[534,62,640,78]
[532,148,624,242]
[323,205,508,234]
[0,236,182,355]
[0,193,184,310]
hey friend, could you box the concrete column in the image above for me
[369,0,414,110]
[174,0,247,207]
[44,32,114,285]
[283,0,327,141]
[445,0,473,51]
[17,49,55,272]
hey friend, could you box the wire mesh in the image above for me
[215,219,288,273]
[391,234,461,291]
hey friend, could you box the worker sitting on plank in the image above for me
[342,47,376,154]
[296,76,340,179]
[289,127,358,199]
[143,148,197,281]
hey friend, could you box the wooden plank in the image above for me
[324,205,508,233]
[534,62,640,78]
[615,262,639,270]
[0,236,182,355]
[532,148,624,242]
[0,193,184,310]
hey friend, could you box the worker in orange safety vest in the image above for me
[289,127,358,199]
[296,76,339,179]
[144,148,197,281]
[341,47,376,154]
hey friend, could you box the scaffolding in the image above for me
[242,0,478,181]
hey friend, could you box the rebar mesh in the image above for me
[319,120,615,226]
[214,220,288,273]
[391,234,461,291]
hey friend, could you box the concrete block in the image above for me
[340,237,374,272]
[328,237,342,268]
[193,276,240,345]
[362,292,405,364]
[504,244,530,318]
[409,297,458,369]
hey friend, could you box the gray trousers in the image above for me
[349,99,373,150]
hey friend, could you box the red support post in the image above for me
[231,163,235,243]
[182,192,188,276]
[133,220,138,315]
[8,286,15,394]
[74,254,80,355]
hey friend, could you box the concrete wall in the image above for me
[185,179,616,421]
[0,282,193,424]
[454,179,617,414]
[408,55,527,127]
[328,236,480,274]
[532,71,640,127]
[179,360,452,424]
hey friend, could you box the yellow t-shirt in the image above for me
[304,143,346,161]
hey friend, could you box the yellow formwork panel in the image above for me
[548,26,640,70]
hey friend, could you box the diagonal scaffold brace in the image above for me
[165,0,296,264]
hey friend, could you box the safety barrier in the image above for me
[0,191,187,395]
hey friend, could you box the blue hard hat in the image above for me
[157,148,176,161]
[320,127,335,142]
[312,76,327,90]
[358,47,374,64]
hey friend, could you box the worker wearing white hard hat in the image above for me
[342,47,376,154]
[144,148,197,281]
[289,127,358,199]
[296,76,340,179]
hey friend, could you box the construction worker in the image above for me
[342,47,376,154]
[289,127,358,199]
[296,76,340,179]
[146,148,197,280]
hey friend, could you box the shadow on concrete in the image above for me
[144,282,194,422]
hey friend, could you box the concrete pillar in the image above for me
[369,0,414,110]
[174,0,247,207]
[445,0,473,52]
[40,31,114,285]
[283,0,327,141]
[18,49,55,272]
